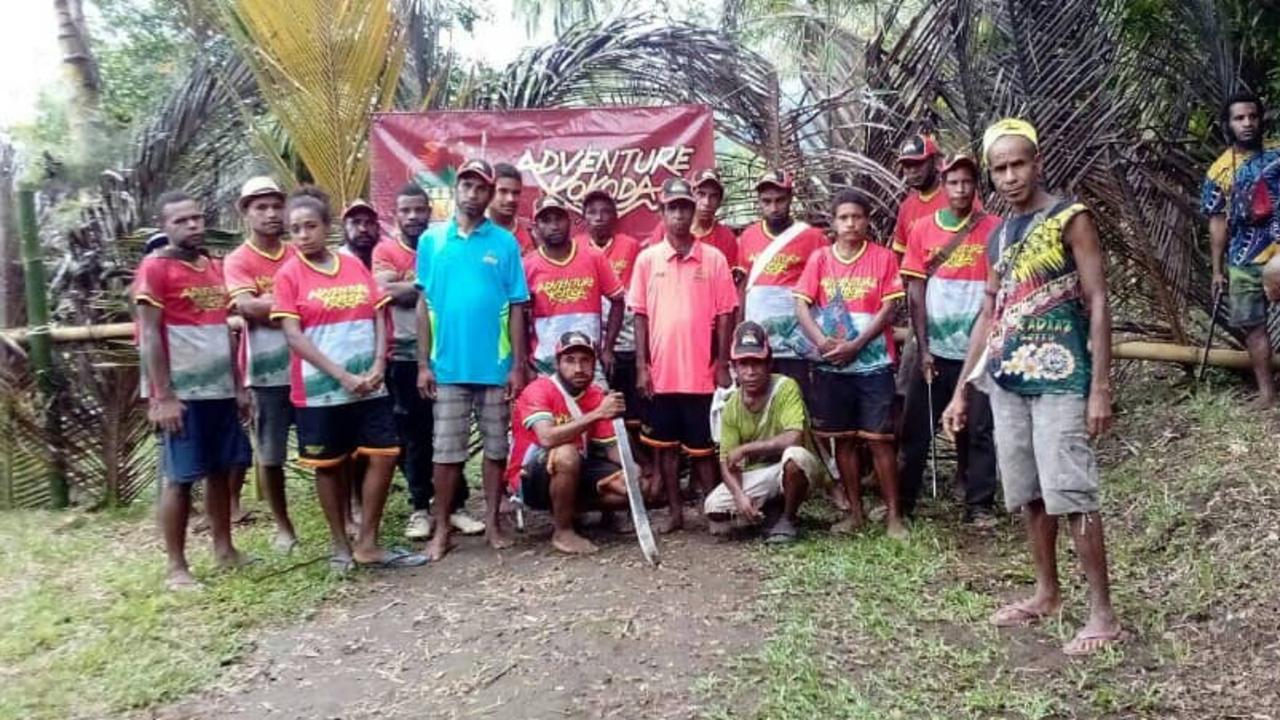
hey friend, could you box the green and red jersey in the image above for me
[738,221,829,359]
[506,376,617,492]
[270,253,390,407]
[575,232,641,354]
[223,239,296,387]
[371,237,419,362]
[523,242,624,374]
[900,210,999,361]
[794,242,904,374]
[132,254,236,400]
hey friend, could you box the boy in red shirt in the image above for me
[630,178,739,533]
[738,170,829,398]
[524,194,624,377]
[508,331,640,555]
[134,191,252,591]
[223,176,297,551]
[488,162,536,254]
[794,189,908,539]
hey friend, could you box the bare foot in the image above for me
[654,510,683,535]
[165,568,202,592]
[828,484,851,512]
[552,529,600,555]
[486,527,514,550]
[831,515,865,535]
[231,507,253,525]
[272,531,299,554]
[426,532,456,561]
[885,517,909,540]
[1248,394,1278,411]
[1063,618,1126,656]
[990,597,1063,627]
[215,549,255,571]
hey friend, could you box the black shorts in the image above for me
[808,369,896,440]
[773,357,813,401]
[607,352,647,428]
[519,447,622,511]
[295,395,399,468]
[641,393,715,456]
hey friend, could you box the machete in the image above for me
[612,417,660,566]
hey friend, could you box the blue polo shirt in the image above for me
[415,217,530,385]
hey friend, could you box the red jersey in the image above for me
[507,376,617,491]
[270,253,390,407]
[901,210,999,360]
[892,186,983,253]
[646,222,739,274]
[371,237,419,362]
[132,254,236,400]
[491,216,535,254]
[794,242,904,374]
[575,233,641,354]
[523,242,624,374]
[739,220,829,359]
[223,239,296,387]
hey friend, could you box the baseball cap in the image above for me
[341,198,378,220]
[754,169,793,192]
[457,158,496,185]
[689,168,724,191]
[555,330,596,357]
[897,134,939,162]
[659,177,695,205]
[982,118,1039,161]
[582,188,616,207]
[238,176,285,210]
[533,194,570,218]
[730,320,771,360]
[939,153,979,176]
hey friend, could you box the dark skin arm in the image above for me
[281,316,373,395]
[718,429,803,521]
[796,297,899,367]
[906,276,934,381]
[138,303,183,433]
[375,269,420,309]
[230,292,275,325]
[415,295,435,399]
[713,311,733,388]
[941,269,997,437]
[506,301,529,400]
[600,292,624,375]
[530,391,625,448]
[1209,214,1229,295]
[794,297,839,355]
[1064,211,1113,436]
[634,313,653,399]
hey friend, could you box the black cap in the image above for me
[555,330,596,357]
[533,194,570,218]
[660,177,695,205]
[730,321,771,360]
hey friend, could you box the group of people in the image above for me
[136,98,1280,658]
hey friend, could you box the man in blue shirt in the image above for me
[416,158,531,560]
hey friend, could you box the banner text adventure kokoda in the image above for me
[368,105,715,237]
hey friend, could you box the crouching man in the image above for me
[705,321,823,543]
[507,331,642,554]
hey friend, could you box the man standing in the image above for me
[631,178,739,532]
[507,331,638,555]
[890,134,948,257]
[706,321,822,543]
[416,159,530,560]
[374,183,481,541]
[135,191,252,590]
[738,170,829,396]
[488,162,536,254]
[523,194,624,377]
[341,198,381,268]
[646,169,741,285]
[943,119,1123,656]
[1203,91,1280,408]
[223,177,297,552]
[899,154,1001,525]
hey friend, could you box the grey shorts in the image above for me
[251,385,294,466]
[433,384,510,464]
[988,383,1099,515]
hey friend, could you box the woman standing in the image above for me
[271,189,427,569]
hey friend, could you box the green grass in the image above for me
[700,380,1280,719]
[0,474,418,720]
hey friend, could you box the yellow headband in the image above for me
[983,118,1039,161]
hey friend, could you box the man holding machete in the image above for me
[505,331,659,555]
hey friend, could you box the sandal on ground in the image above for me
[990,601,1059,628]
[355,548,429,569]
[1063,627,1128,656]
[764,517,798,544]
[328,555,355,573]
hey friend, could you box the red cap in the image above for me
[342,198,378,220]
[689,168,724,191]
[533,194,570,218]
[457,158,495,185]
[754,169,793,192]
[897,134,939,162]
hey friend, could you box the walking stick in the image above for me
[925,373,939,499]
[1198,285,1225,384]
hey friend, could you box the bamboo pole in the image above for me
[18,188,69,509]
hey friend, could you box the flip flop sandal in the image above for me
[1062,628,1128,656]
[328,555,355,573]
[356,548,429,570]
[990,602,1058,628]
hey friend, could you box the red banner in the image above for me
[369,105,715,238]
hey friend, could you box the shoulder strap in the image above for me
[925,210,987,275]
[747,221,810,289]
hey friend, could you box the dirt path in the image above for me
[157,519,762,720]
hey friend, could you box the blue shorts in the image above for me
[162,399,252,485]
[251,385,294,466]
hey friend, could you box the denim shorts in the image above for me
[161,398,252,484]
[250,385,294,466]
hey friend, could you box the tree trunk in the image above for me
[0,142,21,328]
[53,0,102,161]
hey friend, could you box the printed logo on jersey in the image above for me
[181,285,230,311]
[537,276,595,304]
[307,284,371,310]
[820,276,876,300]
